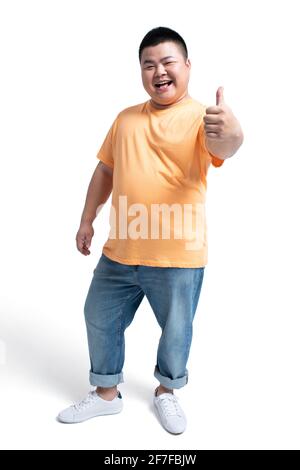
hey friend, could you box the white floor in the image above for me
[1,259,300,450]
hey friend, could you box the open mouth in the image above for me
[154,80,173,91]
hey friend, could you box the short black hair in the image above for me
[139,27,188,64]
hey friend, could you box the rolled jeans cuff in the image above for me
[89,370,124,387]
[154,365,188,389]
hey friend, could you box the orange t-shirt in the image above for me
[96,97,224,267]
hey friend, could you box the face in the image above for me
[140,41,191,108]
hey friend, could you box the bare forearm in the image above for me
[80,162,113,224]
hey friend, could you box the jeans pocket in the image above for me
[93,254,105,274]
[101,253,115,264]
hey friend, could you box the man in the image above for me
[57,26,243,434]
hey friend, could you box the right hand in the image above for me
[76,222,94,256]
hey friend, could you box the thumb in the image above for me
[216,86,225,106]
[82,236,91,248]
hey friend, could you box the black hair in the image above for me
[138,27,188,64]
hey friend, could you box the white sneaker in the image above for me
[153,388,187,434]
[57,390,123,424]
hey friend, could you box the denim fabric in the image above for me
[84,253,205,389]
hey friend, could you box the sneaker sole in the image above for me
[57,403,123,424]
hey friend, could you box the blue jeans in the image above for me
[84,253,205,389]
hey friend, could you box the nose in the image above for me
[154,63,167,77]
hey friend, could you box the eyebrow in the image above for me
[142,56,176,65]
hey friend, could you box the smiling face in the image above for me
[140,41,191,109]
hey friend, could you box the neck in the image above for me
[150,92,191,110]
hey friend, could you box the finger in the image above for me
[205,105,222,115]
[204,124,220,133]
[205,132,219,138]
[84,240,91,249]
[82,245,91,255]
[203,114,222,124]
[76,239,89,254]
[83,238,91,250]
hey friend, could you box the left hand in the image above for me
[203,87,241,140]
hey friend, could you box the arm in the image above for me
[80,161,113,224]
[76,161,113,255]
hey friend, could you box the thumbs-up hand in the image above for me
[204,86,241,141]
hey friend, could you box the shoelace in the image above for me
[158,395,182,417]
[74,392,97,411]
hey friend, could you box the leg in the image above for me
[138,264,205,389]
[84,254,144,388]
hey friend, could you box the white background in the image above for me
[1,0,299,450]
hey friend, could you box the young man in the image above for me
[57,27,243,434]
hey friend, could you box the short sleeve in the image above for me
[96,117,119,169]
[198,121,225,168]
